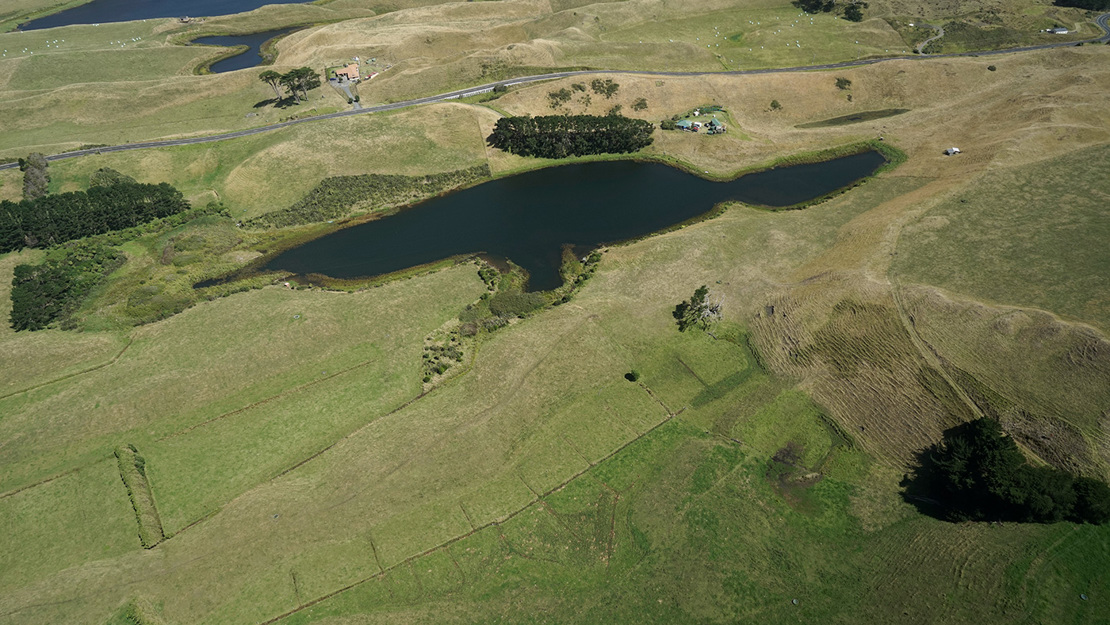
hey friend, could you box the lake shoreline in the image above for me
[20,0,309,31]
[190,27,299,74]
[199,142,898,293]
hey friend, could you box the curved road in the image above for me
[915,23,945,55]
[2,14,1107,171]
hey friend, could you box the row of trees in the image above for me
[258,67,321,104]
[0,180,190,253]
[915,418,1110,524]
[486,115,655,159]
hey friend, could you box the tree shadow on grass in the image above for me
[253,97,299,109]
[899,445,951,521]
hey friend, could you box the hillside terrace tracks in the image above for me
[0,14,1106,170]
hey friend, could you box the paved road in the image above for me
[2,13,1107,172]
[331,78,362,110]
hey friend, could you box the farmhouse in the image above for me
[675,119,694,131]
[335,63,360,81]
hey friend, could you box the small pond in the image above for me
[23,0,307,30]
[193,28,294,73]
[260,151,887,291]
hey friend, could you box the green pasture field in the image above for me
[1,0,1099,157]
[2,135,1109,625]
[0,166,928,623]
[895,143,1110,333]
[1,102,492,217]
[5,46,213,89]
[273,419,1109,625]
[597,3,909,70]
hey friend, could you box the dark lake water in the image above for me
[193,28,294,73]
[23,0,307,30]
[261,151,886,291]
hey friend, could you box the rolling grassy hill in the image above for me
[1,1,1109,624]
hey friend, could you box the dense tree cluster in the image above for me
[917,418,1110,524]
[794,0,836,12]
[10,243,123,331]
[486,115,654,159]
[1053,0,1110,9]
[20,152,50,201]
[246,165,490,228]
[0,182,189,253]
[792,0,867,21]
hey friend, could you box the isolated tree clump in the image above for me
[915,418,1110,524]
[631,97,649,111]
[548,88,573,108]
[590,78,620,99]
[769,99,783,111]
[835,77,852,90]
[672,285,721,332]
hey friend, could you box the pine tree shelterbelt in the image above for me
[486,115,655,159]
[0,182,190,253]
